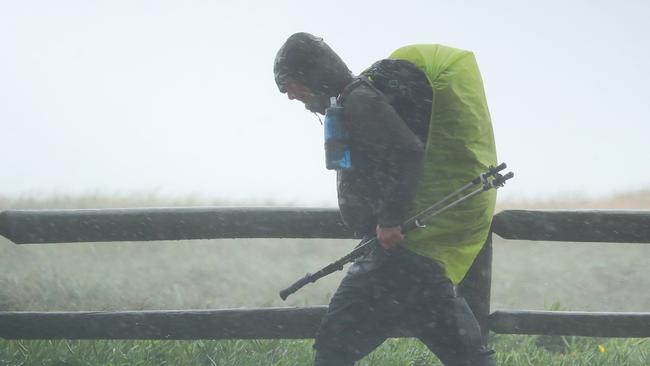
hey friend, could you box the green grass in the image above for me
[1,337,648,366]
[1,195,650,365]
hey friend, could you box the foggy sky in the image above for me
[1,0,649,205]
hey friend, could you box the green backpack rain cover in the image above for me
[390,44,497,285]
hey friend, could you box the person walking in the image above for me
[274,32,498,366]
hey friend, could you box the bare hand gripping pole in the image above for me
[280,163,513,300]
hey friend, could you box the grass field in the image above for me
[1,193,649,365]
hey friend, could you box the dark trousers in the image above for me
[313,246,495,366]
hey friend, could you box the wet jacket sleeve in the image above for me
[343,84,425,227]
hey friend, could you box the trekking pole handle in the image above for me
[280,273,313,301]
[279,238,376,301]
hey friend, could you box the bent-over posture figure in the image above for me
[274,32,498,366]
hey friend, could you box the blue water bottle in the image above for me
[324,97,352,170]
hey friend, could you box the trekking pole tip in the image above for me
[494,171,514,187]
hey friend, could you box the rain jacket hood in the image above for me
[274,32,353,97]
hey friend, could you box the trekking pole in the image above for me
[402,170,513,232]
[279,164,513,301]
[402,162,507,230]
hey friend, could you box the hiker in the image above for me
[274,32,498,366]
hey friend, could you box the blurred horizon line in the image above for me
[1,186,649,210]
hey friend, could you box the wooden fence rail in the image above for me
[489,310,650,338]
[1,208,649,340]
[492,210,650,243]
[0,307,329,340]
[0,208,355,244]
[2,208,650,245]
[2,308,649,340]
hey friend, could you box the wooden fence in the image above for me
[0,208,649,340]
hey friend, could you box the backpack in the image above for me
[360,59,433,144]
[343,44,499,285]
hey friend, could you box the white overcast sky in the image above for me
[1,0,649,205]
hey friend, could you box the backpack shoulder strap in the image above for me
[337,76,387,105]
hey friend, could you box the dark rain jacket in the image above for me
[337,82,425,235]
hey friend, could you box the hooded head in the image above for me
[274,32,353,114]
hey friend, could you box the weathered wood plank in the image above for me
[5,208,649,245]
[0,208,357,244]
[0,307,328,340]
[489,310,650,337]
[6,308,649,340]
[492,210,650,243]
[0,307,414,340]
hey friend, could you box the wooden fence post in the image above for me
[457,233,493,344]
